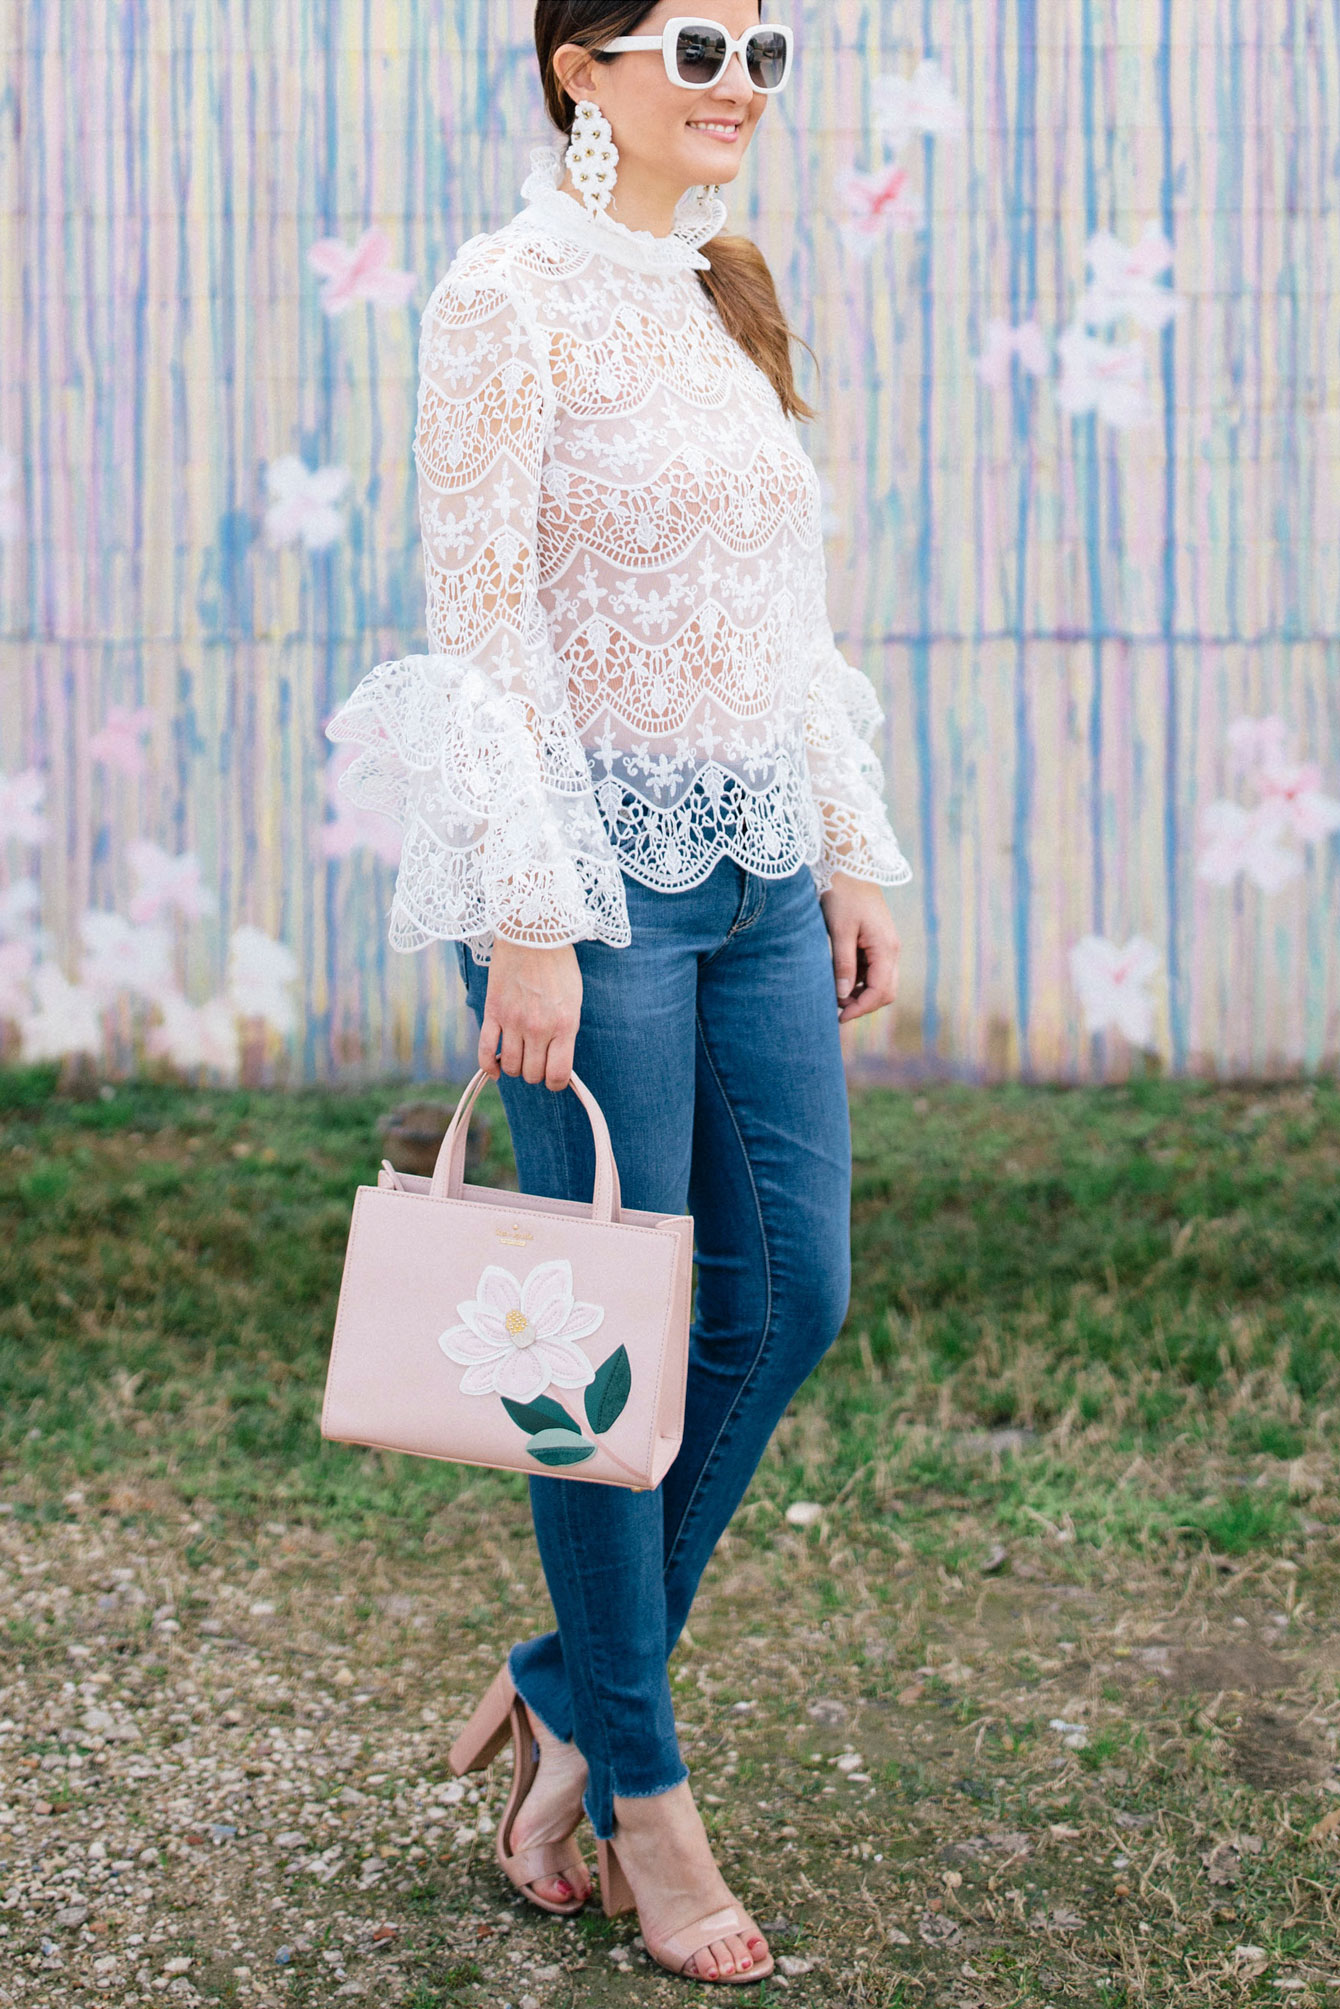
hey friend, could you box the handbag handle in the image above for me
[428,1068,623,1224]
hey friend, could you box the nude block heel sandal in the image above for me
[596,1839,775,1985]
[449,1665,590,1917]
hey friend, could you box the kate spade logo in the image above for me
[494,1221,534,1247]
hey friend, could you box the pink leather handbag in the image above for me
[321,1069,693,1490]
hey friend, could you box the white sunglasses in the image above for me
[605,17,794,93]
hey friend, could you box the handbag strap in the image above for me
[428,1068,623,1224]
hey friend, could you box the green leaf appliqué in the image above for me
[525,1428,598,1468]
[502,1394,582,1438]
[584,1345,631,1437]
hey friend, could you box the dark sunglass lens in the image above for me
[746,29,788,88]
[676,26,729,83]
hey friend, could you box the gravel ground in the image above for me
[3,1491,1339,2009]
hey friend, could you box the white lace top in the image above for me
[327,146,911,958]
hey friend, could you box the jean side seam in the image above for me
[662,1009,776,1585]
[549,1478,617,1779]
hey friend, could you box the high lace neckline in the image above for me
[518,144,727,273]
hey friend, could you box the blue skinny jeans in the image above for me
[457,858,852,1839]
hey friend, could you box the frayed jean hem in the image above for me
[583,1759,690,1841]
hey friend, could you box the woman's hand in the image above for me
[818,873,902,1024]
[478,940,583,1090]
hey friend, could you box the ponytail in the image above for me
[695,233,817,423]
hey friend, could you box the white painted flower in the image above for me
[1056,324,1151,428]
[128,841,217,923]
[0,447,21,540]
[0,877,40,943]
[0,939,34,1020]
[0,768,46,846]
[264,456,350,551]
[974,318,1051,390]
[1078,223,1181,331]
[872,60,965,152]
[147,992,241,1078]
[438,1259,601,1406]
[228,925,299,1033]
[79,911,175,1002]
[19,965,104,1061]
[1197,801,1303,894]
[1069,934,1162,1046]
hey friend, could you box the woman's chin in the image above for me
[678,143,746,186]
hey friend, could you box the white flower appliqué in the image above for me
[438,1259,602,1405]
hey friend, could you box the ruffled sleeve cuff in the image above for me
[804,646,914,894]
[326,654,631,961]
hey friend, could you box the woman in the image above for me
[328,0,911,1983]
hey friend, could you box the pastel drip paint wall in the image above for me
[2,1,1338,1084]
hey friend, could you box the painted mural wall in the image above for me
[2,1,1338,1084]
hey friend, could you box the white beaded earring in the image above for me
[565,99,619,218]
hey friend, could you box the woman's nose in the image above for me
[712,53,756,104]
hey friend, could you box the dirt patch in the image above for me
[1162,1644,1299,1693]
[1230,1707,1330,1791]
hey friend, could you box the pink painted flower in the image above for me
[1079,223,1181,331]
[128,841,217,924]
[319,747,403,865]
[147,992,241,1078]
[1202,717,1340,885]
[0,447,20,541]
[19,965,105,1062]
[228,925,299,1033]
[89,705,158,777]
[79,911,175,1002]
[1056,325,1151,428]
[1196,801,1302,894]
[0,939,34,1020]
[1069,935,1162,1046]
[839,163,925,255]
[872,60,965,152]
[974,318,1052,391]
[1257,762,1340,847]
[264,457,350,551]
[438,1259,601,1405]
[306,229,417,315]
[0,769,46,846]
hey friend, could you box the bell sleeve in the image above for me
[325,250,631,960]
[803,622,914,895]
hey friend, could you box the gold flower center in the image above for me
[504,1309,534,1347]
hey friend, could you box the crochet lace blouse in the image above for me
[327,146,912,958]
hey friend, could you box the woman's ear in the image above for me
[552,43,603,110]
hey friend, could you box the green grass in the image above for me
[1,1067,1338,1564]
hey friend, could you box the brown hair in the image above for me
[533,0,818,421]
